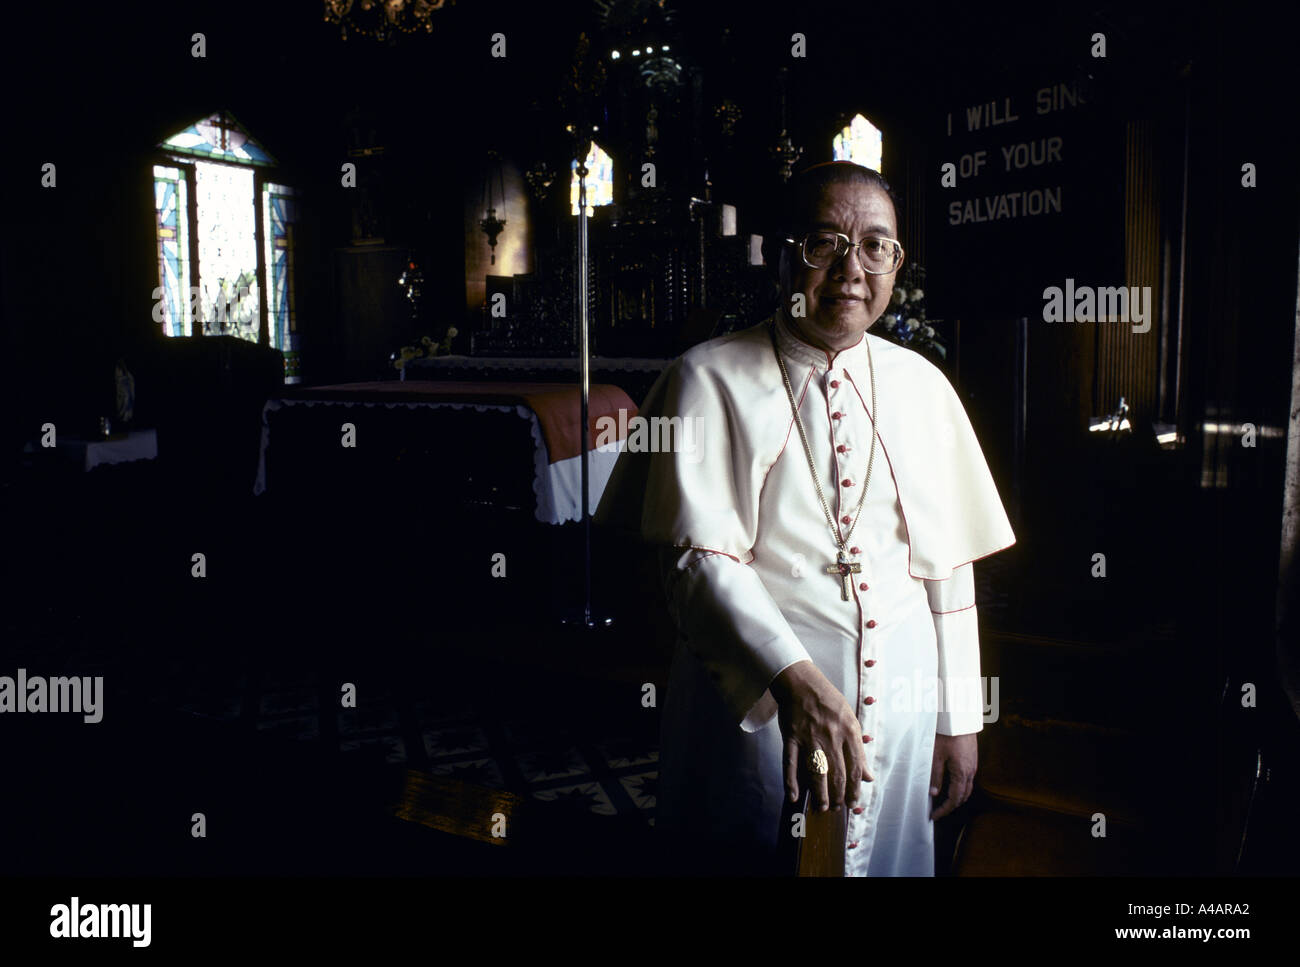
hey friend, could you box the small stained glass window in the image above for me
[832,114,883,173]
[570,142,614,217]
[152,165,192,337]
[262,183,299,382]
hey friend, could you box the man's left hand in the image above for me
[930,732,977,820]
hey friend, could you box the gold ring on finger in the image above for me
[808,748,829,776]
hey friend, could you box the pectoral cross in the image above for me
[825,551,862,601]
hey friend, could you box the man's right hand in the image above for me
[771,660,872,812]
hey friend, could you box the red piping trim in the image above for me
[931,602,977,616]
[672,544,748,566]
[845,370,1016,581]
[915,541,1018,578]
[943,541,1018,572]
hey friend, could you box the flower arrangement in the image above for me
[876,263,947,363]
[391,325,459,372]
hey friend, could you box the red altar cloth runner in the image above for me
[277,380,638,464]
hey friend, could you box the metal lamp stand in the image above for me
[562,153,613,630]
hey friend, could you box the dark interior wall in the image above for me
[0,3,1148,389]
[1184,7,1298,705]
[2,0,1296,509]
[2,0,487,403]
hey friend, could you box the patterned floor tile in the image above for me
[428,756,507,789]
[337,704,400,736]
[516,747,591,783]
[339,733,407,764]
[423,724,492,759]
[414,697,477,726]
[532,781,617,817]
[617,771,658,811]
[255,714,321,742]
[259,688,318,717]
[594,735,659,770]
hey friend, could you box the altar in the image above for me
[254,380,638,525]
[400,355,670,410]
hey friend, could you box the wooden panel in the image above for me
[1094,120,1162,423]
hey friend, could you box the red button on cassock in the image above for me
[832,411,842,420]
[866,619,877,629]
[858,583,868,591]
[841,515,852,525]
[830,380,840,388]
[836,444,848,453]
[848,841,859,849]
[862,734,873,743]
[864,696,875,705]
[850,546,860,555]
[852,806,864,814]
[842,478,853,488]
[864,659,876,667]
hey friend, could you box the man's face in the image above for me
[780,180,900,353]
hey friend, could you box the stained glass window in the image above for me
[570,142,614,217]
[155,112,299,380]
[832,114,883,173]
[262,183,299,383]
[152,165,192,337]
[195,160,260,342]
[162,110,275,166]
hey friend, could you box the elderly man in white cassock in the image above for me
[597,161,1015,875]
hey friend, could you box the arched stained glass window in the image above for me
[832,114,883,173]
[153,111,300,382]
[570,142,614,217]
[161,111,275,165]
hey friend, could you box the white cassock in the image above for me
[597,311,1016,875]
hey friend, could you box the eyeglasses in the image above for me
[784,231,904,274]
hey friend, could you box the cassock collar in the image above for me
[772,310,872,373]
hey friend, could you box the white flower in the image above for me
[910,287,925,302]
[891,288,907,305]
[447,327,459,338]
[906,317,920,331]
[884,313,899,327]
[922,325,935,338]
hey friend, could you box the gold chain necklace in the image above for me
[771,320,878,601]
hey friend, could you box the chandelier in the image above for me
[479,151,507,265]
[323,0,452,42]
[769,68,803,182]
[770,130,803,183]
